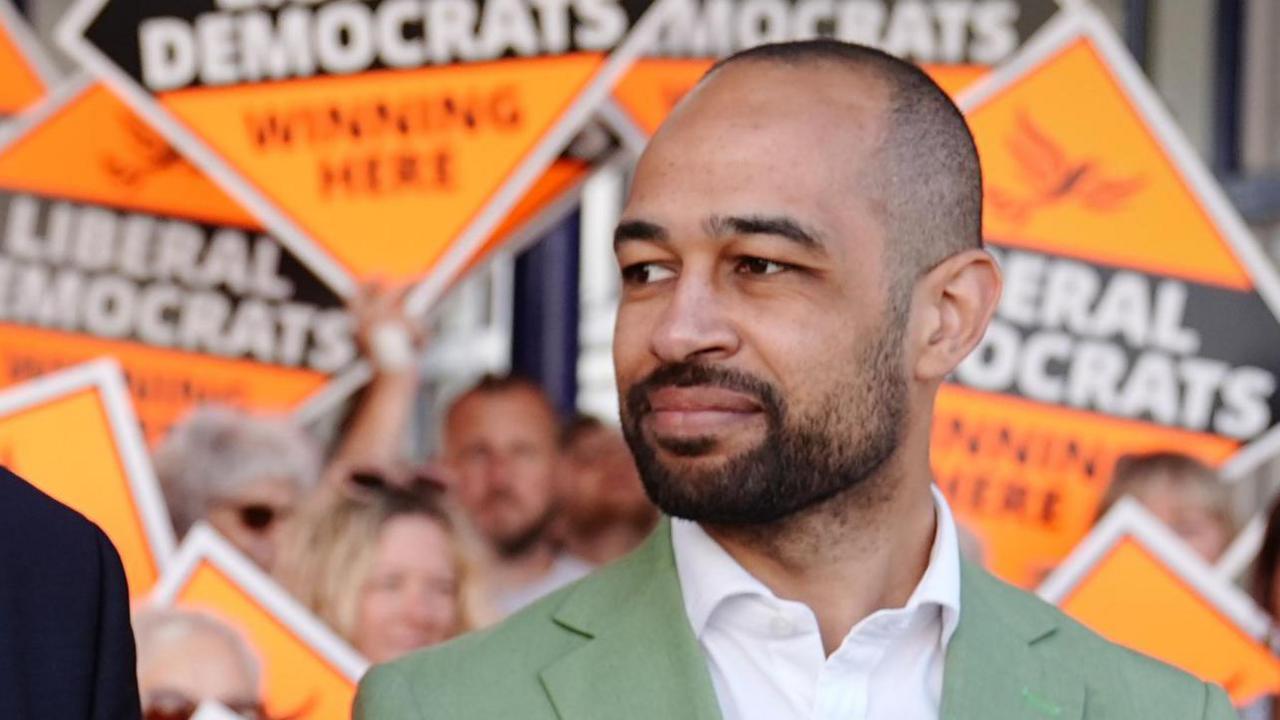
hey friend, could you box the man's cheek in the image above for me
[461,486,488,511]
[613,309,654,363]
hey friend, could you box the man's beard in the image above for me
[619,319,907,526]
[489,502,559,559]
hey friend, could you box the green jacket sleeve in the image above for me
[1202,684,1239,720]
[353,664,424,720]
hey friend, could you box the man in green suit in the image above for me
[355,40,1237,719]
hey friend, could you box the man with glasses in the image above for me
[153,405,321,571]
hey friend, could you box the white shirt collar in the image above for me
[671,484,962,647]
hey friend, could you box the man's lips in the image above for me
[648,386,762,412]
[644,386,764,436]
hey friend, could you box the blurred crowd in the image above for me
[137,285,659,717]
[133,285,1279,719]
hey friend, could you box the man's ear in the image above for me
[910,249,1001,382]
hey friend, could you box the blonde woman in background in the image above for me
[274,471,488,664]
[1097,451,1237,563]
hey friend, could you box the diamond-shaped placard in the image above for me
[147,524,367,720]
[0,77,359,442]
[935,8,1280,587]
[0,359,174,598]
[1040,498,1280,706]
[57,0,667,314]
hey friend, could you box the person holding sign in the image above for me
[355,41,1236,719]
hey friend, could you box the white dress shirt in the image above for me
[671,485,962,720]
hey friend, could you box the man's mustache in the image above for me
[625,362,783,418]
[481,488,520,505]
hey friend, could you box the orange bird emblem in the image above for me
[987,110,1144,224]
[103,112,190,186]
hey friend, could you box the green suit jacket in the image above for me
[354,521,1237,719]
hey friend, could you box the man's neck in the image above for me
[701,467,937,656]
[565,517,657,565]
[490,539,558,591]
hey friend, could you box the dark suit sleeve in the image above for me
[90,528,142,720]
[0,468,143,719]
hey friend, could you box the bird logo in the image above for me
[103,112,191,186]
[987,110,1145,225]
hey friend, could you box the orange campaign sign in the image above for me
[604,0,1064,154]
[0,77,360,443]
[0,0,56,117]
[936,7,1280,588]
[471,118,622,273]
[0,359,176,599]
[57,0,670,315]
[1040,498,1280,706]
[147,524,368,720]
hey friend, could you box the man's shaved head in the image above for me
[706,40,983,295]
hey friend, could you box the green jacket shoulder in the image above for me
[955,564,1237,720]
[354,546,651,720]
[356,524,1240,720]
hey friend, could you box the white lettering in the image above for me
[139,18,197,91]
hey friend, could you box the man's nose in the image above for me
[649,274,740,363]
[483,454,514,489]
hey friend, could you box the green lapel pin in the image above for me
[1021,687,1063,717]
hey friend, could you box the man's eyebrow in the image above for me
[707,214,826,251]
[614,220,669,248]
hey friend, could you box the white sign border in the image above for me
[1216,511,1267,582]
[1038,496,1271,640]
[490,143,628,262]
[599,96,652,159]
[0,0,59,104]
[147,522,370,683]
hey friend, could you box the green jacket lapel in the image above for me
[941,561,1085,720]
[539,520,723,720]
[537,526,1090,720]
